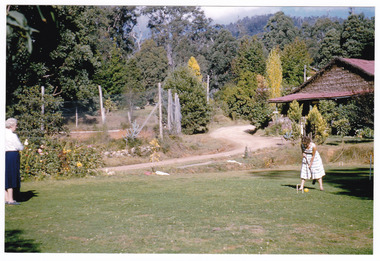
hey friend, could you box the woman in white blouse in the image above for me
[5,118,24,205]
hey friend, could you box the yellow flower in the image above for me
[76,162,83,168]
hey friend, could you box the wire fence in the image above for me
[61,87,182,137]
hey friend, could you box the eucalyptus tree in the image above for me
[142,6,212,69]
[262,11,300,51]
[315,28,343,68]
[133,39,169,103]
[207,29,238,92]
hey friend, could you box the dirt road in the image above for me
[103,125,282,172]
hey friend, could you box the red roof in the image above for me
[269,90,372,103]
[340,58,374,75]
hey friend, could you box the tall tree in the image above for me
[232,36,266,78]
[341,13,374,60]
[142,6,211,69]
[94,41,129,96]
[164,66,211,134]
[207,29,237,92]
[134,39,169,103]
[315,28,343,68]
[265,47,282,99]
[300,17,342,64]
[262,11,300,51]
[281,38,312,88]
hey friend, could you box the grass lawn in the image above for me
[5,165,373,254]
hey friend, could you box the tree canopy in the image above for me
[6,5,375,137]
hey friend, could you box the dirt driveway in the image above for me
[103,125,283,172]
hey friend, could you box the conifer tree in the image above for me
[266,47,282,100]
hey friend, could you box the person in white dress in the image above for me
[298,135,325,191]
[5,118,24,205]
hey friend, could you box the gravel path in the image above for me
[102,125,282,172]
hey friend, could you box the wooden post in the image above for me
[41,85,45,131]
[98,85,105,125]
[158,83,163,139]
[206,75,210,104]
[174,93,181,135]
[75,106,78,128]
[168,89,173,133]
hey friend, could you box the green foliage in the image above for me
[142,6,211,69]
[20,137,103,180]
[287,100,303,123]
[263,11,300,50]
[217,73,271,128]
[232,36,266,77]
[134,39,168,90]
[10,85,66,142]
[332,118,351,139]
[6,10,39,53]
[315,28,343,67]
[281,38,312,87]
[318,100,338,125]
[306,106,329,144]
[287,100,303,139]
[94,42,129,95]
[356,128,374,139]
[319,95,374,136]
[341,13,375,60]
[208,29,238,91]
[164,66,211,134]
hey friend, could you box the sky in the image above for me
[201,6,375,25]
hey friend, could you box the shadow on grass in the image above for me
[5,230,41,253]
[14,190,38,203]
[324,168,373,200]
[250,168,373,200]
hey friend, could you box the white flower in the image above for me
[24,139,29,146]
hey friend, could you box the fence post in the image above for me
[158,83,163,139]
[168,89,173,133]
[75,106,78,128]
[174,93,181,135]
[98,85,105,125]
[206,75,210,104]
[41,85,45,131]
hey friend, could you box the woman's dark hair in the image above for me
[302,135,311,144]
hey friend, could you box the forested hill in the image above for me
[224,14,344,38]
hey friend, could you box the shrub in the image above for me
[20,136,104,180]
[332,118,351,140]
[287,100,303,139]
[164,66,211,134]
[306,106,329,144]
[288,100,303,123]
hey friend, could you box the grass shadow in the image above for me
[14,190,38,203]
[324,168,373,200]
[250,168,373,200]
[5,230,41,253]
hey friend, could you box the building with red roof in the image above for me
[269,57,374,114]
